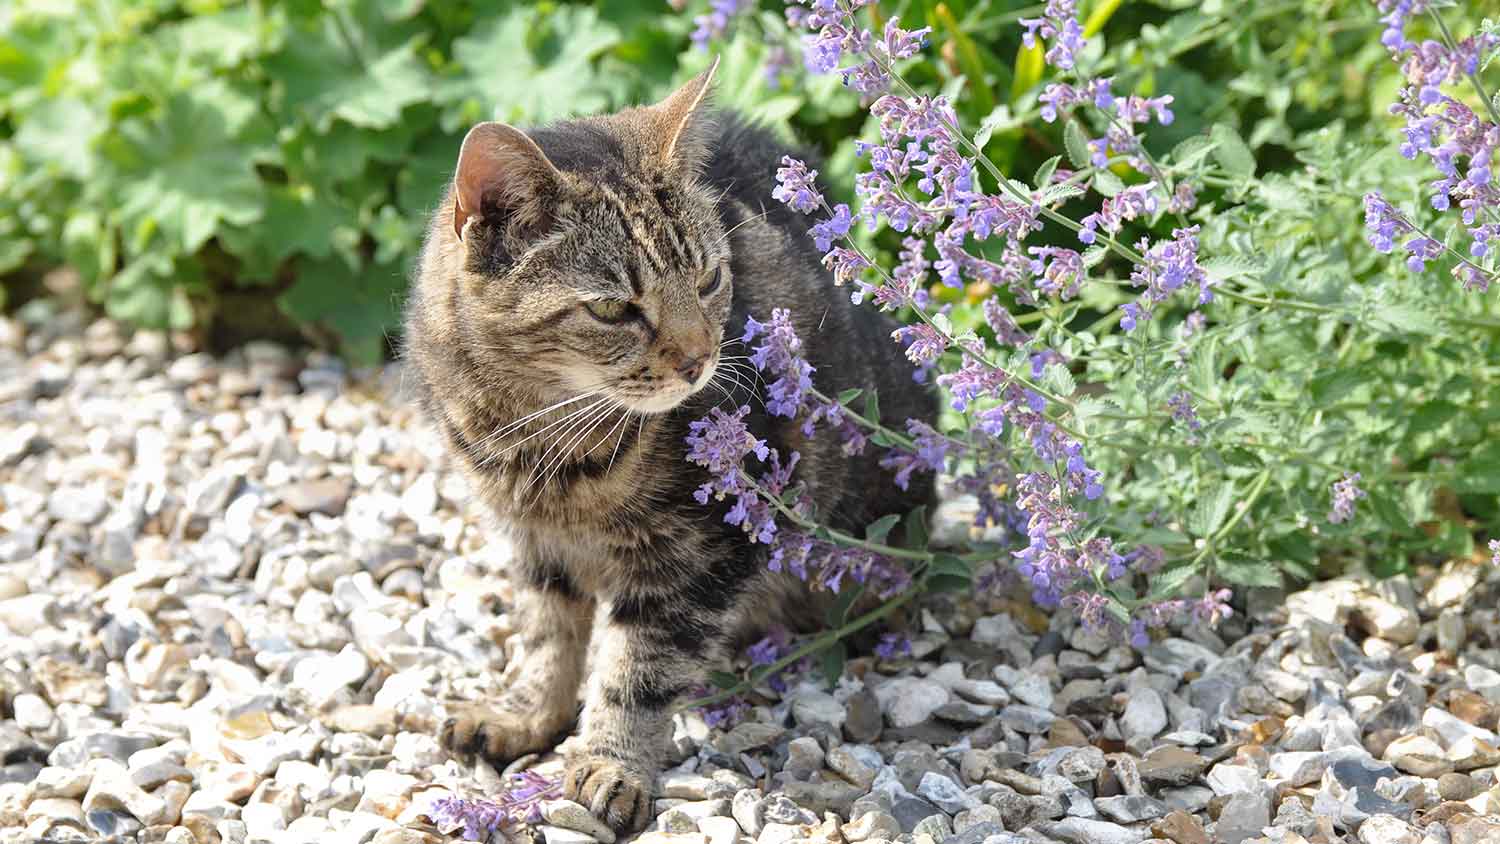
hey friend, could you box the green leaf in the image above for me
[1032,155,1062,191]
[1408,400,1460,436]
[1191,482,1236,539]
[1169,135,1218,169]
[904,505,929,551]
[438,5,621,130]
[863,389,881,426]
[1146,563,1198,601]
[927,553,972,592]
[1374,305,1439,335]
[1092,170,1126,198]
[112,81,270,255]
[865,514,901,545]
[820,641,847,688]
[1216,553,1282,588]
[707,670,742,690]
[1210,123,1255,181]
[837,388,864,405]
[825,583,864,626]
[265,22,431,132]
[1064,119,1091,169]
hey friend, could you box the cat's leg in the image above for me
[441,553,593,764]
[560,573,737,832]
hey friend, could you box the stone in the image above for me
[1268,748,1369,787]
[281,477,353,516]
[790,691,846,731]
[1138,746,1209,787]
[916,772,977,814]
[543,800,617,844]
[1215,789,1271,844]
[841,810,900,843]
[784,737,824,779]
[48,484,109,525]
[1121,688,1167,742]
[844,689,882,743]
[1152,810,1209,844]
[698,816,741,844]
[1383,734,1453,777]
[1094,795,1169,823]
[730,789,763,838]
[34,766,92,799]
[1057,746,1106,783]
[1033,816,1148,844]
[875,677,949,728]
[83,760,170,826]
[996,704,1054,734]
[1437,772,1482,802]
[1205,763,1261,796]
[1357,815,1422,844]
[827,746,877,790]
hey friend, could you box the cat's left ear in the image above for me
[646,56,719,172]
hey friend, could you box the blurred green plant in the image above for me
[0,0,1459,362]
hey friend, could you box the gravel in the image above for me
[3,313,1500,844]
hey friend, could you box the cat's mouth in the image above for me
[612,353,720,414]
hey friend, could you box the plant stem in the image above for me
[1428,8,1500,128]
[680,570,925,711]
[1189,468,1272,568]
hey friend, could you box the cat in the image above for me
[402,60,936,833]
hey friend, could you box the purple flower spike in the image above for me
[1328,472,1367,524]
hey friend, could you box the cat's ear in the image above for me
[646,56,719,171]
[452,122,560,241]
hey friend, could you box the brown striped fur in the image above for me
[402,64,935,832]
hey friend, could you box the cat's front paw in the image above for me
[562,755,653,833]
[439,704,555,764]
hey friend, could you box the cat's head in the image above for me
[434,61,730,415]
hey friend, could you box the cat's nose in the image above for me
[675,354,709,384]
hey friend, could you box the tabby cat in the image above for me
[403,61,935,832]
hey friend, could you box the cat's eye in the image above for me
[699,265,723,297]
[583,298,632,323]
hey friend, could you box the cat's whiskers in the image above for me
[472,389,601,452]
[603,408,634,472]
[514,399,614,502]
[523,400,623,507]
[713,207,773,249]
[485,396,612,466]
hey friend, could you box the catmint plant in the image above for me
[426,772,560,841]
[679,0,1500,723]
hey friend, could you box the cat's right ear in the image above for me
[452,122,560,241]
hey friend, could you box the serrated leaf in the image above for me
[1033,155,1062,190]
[1200,255,1265,283]
[1216,554,1282,588]
[865,514,901,545]
[1092,170,1126,197]
[1042,365,1076,396]
[1064,119,1090,169]
[838,388,864,405]
[1146,563,1198,601]
[113,82,270,255]
[1191,483,1236,539]
[1169,135,1218,168]
[1210,123,1255,181]
[266,25,431,131]
[438,5,620,130]
[1037,183,1086,205]
[1376,305,1439,335]
[864,389,881,426]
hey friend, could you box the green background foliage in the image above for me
[0,0,1410,363]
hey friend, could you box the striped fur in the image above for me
[403,68,936,832]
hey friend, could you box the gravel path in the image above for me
[2,312,1498,844]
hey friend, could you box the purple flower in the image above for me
[1118,225,1210,332]
[745,309,816,418]
[427,772,560,841]
[1490,538,1500,565]
[1019,0,1086,70]
[879,419,952,490]
[747,625,791,665]
[874,632,912,659]
[1328,471,1367,524]
[811,203,854,251]
[691,0,751,48]
[699,695,751,728]
[1168,392,1201,431]
[773,157,826,213]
